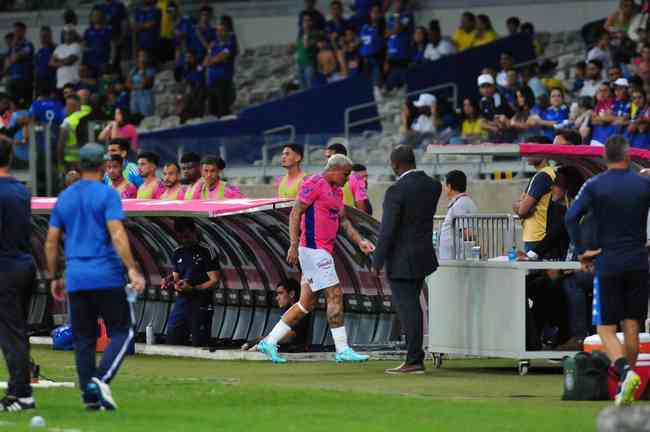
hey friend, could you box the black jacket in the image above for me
[373,171,442,279]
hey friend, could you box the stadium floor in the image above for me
[0,347,635,431]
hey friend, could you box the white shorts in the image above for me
[298,247,339,292]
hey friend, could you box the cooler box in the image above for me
[583,333,650,354]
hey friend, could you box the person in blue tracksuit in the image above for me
[565,135,650,406]
[46,143,145,411]
[166,219,221,347]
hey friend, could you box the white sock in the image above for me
[330,326,349,353]
[265,320,292,345]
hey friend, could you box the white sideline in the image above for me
[29,337,412,362]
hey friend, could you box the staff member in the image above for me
[565,135,650,406]
[46,143,145,411]
[167,219,220,347]
[373,146,441,375]
[438,170,478,260]
[0,140,36,412]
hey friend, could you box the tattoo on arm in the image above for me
[289,201,308,247]
[340,212,362,245]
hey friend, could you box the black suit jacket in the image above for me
[373,171,442,280]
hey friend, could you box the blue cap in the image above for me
[79,143,108,165]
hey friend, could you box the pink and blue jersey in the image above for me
[298,174,343,254]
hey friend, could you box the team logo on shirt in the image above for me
[328,208,340,219]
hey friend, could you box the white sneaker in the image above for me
[91,377,118,410]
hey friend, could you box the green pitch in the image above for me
[0,347,616,431]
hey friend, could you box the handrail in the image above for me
[261,124,296,177]
[344,82,458,141]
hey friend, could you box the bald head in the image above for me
[390,145,416,176]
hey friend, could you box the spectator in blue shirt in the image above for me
[625,88,650,149]
[571,61,586,94]
[384,20,411,92]
[34,26,57,98]
[6,22,34,108]
[534,87,570,141]
[29,88,66,125]
[298,0,327,36]
[188,6,216,63]
[95,0,128,66]
[83,8,113,74]
[386,0,415,40]
[326,1,348,45]
[411,26,428,65]
[127,49,156,117]
[360,4,386,89]
[175,50,206,122]
[134,0,161,55]
[46,142,145,411]
[220,15,239,60]
[591,79,632,146]
[170,2,195,60]
[204,24,236,118]
[0,139,36,412]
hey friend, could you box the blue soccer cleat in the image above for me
[615,370,641,406]
[258,340,286,364]
[335,348,369,363]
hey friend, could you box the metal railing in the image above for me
[343,82,459,142]
[452,214,518,260]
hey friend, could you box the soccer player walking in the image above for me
[45,143,145,410]
[565,135,650,406]
[258,154,375,363]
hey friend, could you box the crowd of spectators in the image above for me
[0,0,239,130]
[293,0,540,99]
[399,1,650,149]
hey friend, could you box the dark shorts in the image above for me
[595,271,649,325]
[68,288,131,340]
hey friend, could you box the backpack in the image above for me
[562,351,610,400]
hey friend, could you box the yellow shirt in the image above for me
[461,118,484,138]
[471,30,497,47]
[452,29,476,51]
[541,78,566,92]
[158,0,173,38]
[522,166,557,242]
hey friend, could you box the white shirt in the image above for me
[411,114,435,133]
[587,46,612,70]
[398,169,418,180]
[439,194,478,260]
[496,70,509,88]
[423,39,455,62]
[579,79,603,98]
[53,42,81,88]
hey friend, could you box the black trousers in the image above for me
[8,78,33,108]
[390,278,425,366]
[0,266,35,398]
[207,80,235,118]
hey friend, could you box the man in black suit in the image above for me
[373,145,442,375]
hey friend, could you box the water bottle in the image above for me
[471,246,481,261]
[146,324,154,345]
[125,284,137,304]
[507,246,517,261]
[432,231,438,251]
[645,318,650,333]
